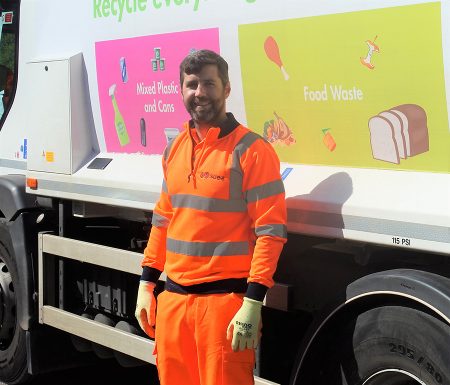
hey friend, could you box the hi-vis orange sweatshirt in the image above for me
[141,114,287,301]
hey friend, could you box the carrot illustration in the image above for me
[322,128,336,151]
[264,36,289,80]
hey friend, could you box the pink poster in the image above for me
[95,28,220,154]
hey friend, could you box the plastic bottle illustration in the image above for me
[109,84,130,146]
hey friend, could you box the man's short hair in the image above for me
[179,49,229,87]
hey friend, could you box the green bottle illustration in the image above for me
[109,84,130,146]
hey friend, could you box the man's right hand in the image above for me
[135,281,157,338]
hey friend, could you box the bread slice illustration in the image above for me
[388,109,411,157]
[368,115,400,164]
[379,110,407,159]
[368,104,429,164]
[391,104,429,156]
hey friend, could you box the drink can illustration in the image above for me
[159,58,165,71]
[120,57,128,83]
[151,59,158,72]
[140,118,147,147]
[154,47,161,60]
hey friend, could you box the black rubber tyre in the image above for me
[293,305,450,385]
[0,237,29,384]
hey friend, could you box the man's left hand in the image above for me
[227,297,262,351]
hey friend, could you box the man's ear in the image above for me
[225,82,231,98]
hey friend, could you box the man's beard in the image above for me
[187,98,224,125]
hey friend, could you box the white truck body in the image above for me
[9,0,450,252]
[0,1,449,384]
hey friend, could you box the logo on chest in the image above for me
[200,171,225,181]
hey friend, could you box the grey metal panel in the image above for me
[41,233,143,275]
[41,306,155,364]
[38,233,45,324]
[31,181,450,245]
[0,158,26,170]
[288,208,450,243]
[255,377,279,385]
[35,179,160,203]
[34,180,450,244]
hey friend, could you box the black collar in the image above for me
[189,113,240,139]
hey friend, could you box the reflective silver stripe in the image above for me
[167,238,249,256]
[151,212,170,228]
[229,132,260,199]
[0,158,26,170]
[171,194,247,212]
[246,179,285,203]
[255,224,287,238]
[162,179,168,193]
[288,208,450,243]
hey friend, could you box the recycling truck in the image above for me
[0,0,449,384]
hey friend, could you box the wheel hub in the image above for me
[0,260,16,350]
[362,369,427,385]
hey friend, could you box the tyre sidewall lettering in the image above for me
[388,342,443,383]
[293,306,450,385]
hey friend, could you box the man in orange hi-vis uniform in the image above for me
[135,49,287,385]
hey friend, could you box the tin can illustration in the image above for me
[151,59,158,72]
[120,57,128,83]
[159,58,165,71]
[154,47,161,60]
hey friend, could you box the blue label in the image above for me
[281,167,293,180]
[23,139,27,159]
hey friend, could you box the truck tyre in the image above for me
[293,305,450,385]
[0,237,29,384]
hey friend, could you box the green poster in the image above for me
[239,2,450,173]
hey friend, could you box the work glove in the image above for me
[227,297,263,351]
[135,281,157,338]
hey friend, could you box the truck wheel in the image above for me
[293,305,450,385]
[0,241,29,384]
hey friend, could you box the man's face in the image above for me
[181,64,230,126]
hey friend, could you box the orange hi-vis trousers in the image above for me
[154,291,255,385]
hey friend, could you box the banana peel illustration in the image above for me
[263,112,296,146]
